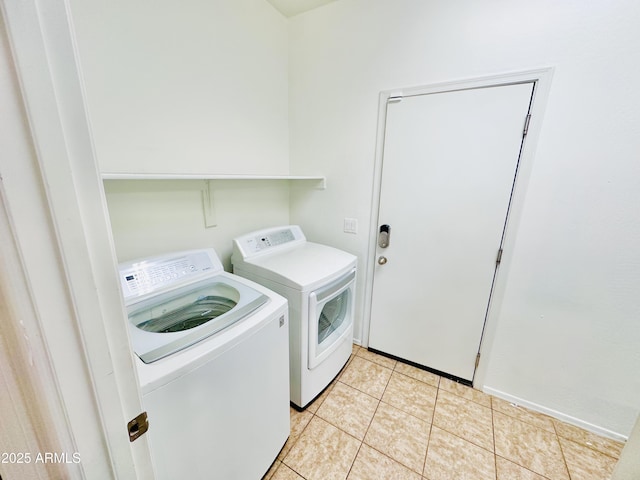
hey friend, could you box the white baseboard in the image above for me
[482,387,628,443]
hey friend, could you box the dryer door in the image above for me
[308,269,355,369]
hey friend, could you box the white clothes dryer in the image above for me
[119,249,289,480]
[232,225,356,409]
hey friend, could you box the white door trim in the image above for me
[0,190,77,479]
[362,68,554,387]
[1,0,154,477]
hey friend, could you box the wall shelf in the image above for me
[101,173,326,229]
[101,173,326,189]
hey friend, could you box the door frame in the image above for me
[2,0,154,477]
[362,68,554,388]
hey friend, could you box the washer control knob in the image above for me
[378,256,388,265]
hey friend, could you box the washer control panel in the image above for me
[119,249,222,298]
[232,225,306,259]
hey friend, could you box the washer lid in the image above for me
[233,242,357,290]
[126,274,268,363]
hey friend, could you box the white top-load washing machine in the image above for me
[232,225,357,409]
[119,248,289,480]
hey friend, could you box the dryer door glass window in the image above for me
[318,290,349,346]
[308,269,355,370]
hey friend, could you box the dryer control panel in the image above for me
[232,225,306,260]
[119,249,223,298]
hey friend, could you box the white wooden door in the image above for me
[368,82,535,382]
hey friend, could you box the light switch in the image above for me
[343,218,358,234]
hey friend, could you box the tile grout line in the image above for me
[343,350,396,479]
[490,396,498,479]
[311,349,391,479]
[356,352,506,475]
[279,351,355,480]
[360,354,430,476]
[493,453,554,480]
[422,375,441,479]
[491,405,567,479]
[279,410,314,479]
[553,419,574,480]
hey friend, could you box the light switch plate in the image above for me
[343,218,358,234]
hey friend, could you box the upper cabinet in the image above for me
[68,0,289,175]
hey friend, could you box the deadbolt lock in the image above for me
[378,224,391,248]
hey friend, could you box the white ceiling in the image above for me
[266,0,337,17]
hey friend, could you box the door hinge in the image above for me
[475,353,481,369]
[128,412,149,442]
[496,248,503,265]
[523,114,532,136]
[388,94,403,103]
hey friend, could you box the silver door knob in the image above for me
[378,256,388,265]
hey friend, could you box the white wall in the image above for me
[69,0,289,175]
[288,0,640,437]
[104,179,291,267]
[69,0,293,263]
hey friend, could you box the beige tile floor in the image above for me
[263,345,625,480]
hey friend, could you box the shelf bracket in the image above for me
[201,180,216,228]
